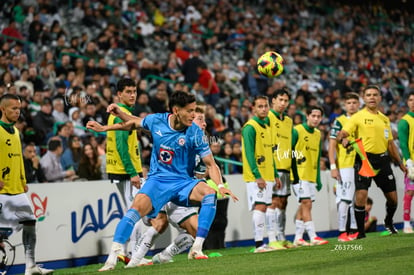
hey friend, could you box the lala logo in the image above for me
[31,193,48,222]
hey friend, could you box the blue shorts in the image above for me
[138,175,203,218]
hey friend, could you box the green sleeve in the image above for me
[291,128,299,183]
[398,119,411,160]
[114,117,138,177]
[242,125,261,179]
[316,141,322,191]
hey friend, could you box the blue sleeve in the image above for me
[194,127,211,158]
[141,114,154,131]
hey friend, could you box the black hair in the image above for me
[272,87,291,100]
[0,94,20,104]
[117,78,136,93]
[48,139,62,151]
[252,95,269,106]
[362,85,380,95]
[306,105,324,116]
[168,91,195,111]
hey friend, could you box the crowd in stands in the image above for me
[1,0,414,182]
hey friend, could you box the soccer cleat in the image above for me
[384,220,398,235]
[124,257,153,269]
[293,239,310,247]
[282,240,296,248]
[98,242,124,272]
[253,244,275,253]
[311,236,329,246]
[25,265,54,275]
[117,254,130,265]
[338,232,351,242]
[403,227,414,234]
[152,253,174,264]
[188,248,209,259]
[268,241,287,250]
[347,232,359,241]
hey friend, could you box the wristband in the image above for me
[218,184,225,189]
[330,164,337,170]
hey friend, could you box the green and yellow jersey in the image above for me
[398,111,414,162]
[291,123,321,185]
[0,123,26,194]
[242,116,277,182]
[106,103,142,179]
[268,109,293,171]
[330,114,356,169]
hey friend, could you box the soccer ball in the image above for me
[257,51,284,78]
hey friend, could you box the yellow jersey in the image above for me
[342,108,392,154]
[0,125,26,194]
[268,109,293,171]
[242,117,275,182]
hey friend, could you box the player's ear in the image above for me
[172,106,179,114]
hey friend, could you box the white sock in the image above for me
[253,209,265,242]
[404,221,412,228]
[349,203,357,231]
[128,226,159,266]
[163,232,194,258]
[304,221,317,240]
[191,236,205,252]
[275,208,286,241]
[294,220,304,242]
[337,201,349,232]
[23,225,36,269]
[266,208,277,242]
[129,221,146,255]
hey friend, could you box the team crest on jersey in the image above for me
[159,148,174,164]
[177,136,186,146]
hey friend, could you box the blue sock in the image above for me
[197,193,217,238]
[113,209,141,244]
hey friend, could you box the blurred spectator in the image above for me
[224,104,242,132]
[133,91,152,117]
[54,122,71,151]
[32,98,54,145]
[77,143,102,180]
[23,142,46,183]
[197,63,220,105]
[40,138,77,182]
[52,98,68,123]
[61,135,82,172]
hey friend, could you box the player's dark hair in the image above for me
[362,85,380,95]
[117,78,136,93]
[344,92,360,101]
[407,91,414,99]
[272,87,291,100]
[169,91,195,110]
[306,105,324,116]
[48,139,62,151]
[252,95,269,106]
[0,94,20,104]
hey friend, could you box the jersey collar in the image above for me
[117,102,134,112]
[270,109,284,120]
[303,122,315,133]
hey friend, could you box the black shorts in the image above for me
[354,152,396,193]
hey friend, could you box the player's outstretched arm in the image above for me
[107,103,137,122]
[203,154,239,202]
[87,119,141,132]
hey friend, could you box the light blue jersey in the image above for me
[142,113,211,179]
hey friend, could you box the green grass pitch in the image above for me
[52,233,414,274]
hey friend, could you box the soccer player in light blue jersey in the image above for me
[87,91,238,271]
